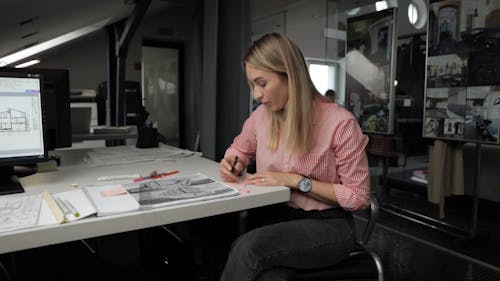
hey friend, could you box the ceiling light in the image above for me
[408,3,418,24]
[346,7,361,16]
[0,18,111,67]
[376,0,398,11]
[408,0,428,29]
[15,59,40,68]
[375,1,389,11]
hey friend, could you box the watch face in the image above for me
[299,177,312,192]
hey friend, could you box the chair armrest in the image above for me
[361,194,379,245]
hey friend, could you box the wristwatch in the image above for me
[298,175,312,193]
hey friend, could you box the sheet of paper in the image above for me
[0,194,42,233]
[123,173,239,209]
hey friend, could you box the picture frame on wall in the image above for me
[345,7,398,134]
[424,0,500,144]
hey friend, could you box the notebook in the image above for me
[84,185,140,216]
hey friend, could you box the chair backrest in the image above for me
[360,194,380,246]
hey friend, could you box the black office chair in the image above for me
[290,194,384,281]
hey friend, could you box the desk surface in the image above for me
[0,147,290,254]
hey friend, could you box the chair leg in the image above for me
[367,249,384,281]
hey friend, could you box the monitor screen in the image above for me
[0,67,72,150]
[0,71,47,195]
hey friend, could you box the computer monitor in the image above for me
[0,71,48,195]
[0,67,72,150]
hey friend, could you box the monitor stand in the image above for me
[0,166,37,195]
[0,174,24,195]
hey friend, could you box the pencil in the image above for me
[230,156,238,174]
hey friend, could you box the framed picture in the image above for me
[345,8,397,134]
[424,0,500,144]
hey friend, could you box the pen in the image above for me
[230,156,238,174]
[134,170,179,182]
[152,170,179,179]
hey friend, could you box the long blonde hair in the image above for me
[244,32,319,156]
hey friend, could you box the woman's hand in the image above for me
[219,155,244,182]
[244,172,301,188]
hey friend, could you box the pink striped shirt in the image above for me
[225,99,370,211]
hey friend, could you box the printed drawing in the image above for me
[123,173,239,209]
[0,194,42,232]
[0,108,29,132]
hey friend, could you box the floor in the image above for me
[361,156,500,281]
[356,201,500,281]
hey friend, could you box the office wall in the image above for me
[36,31,109,90]
[252,0,328,60]
[35,1,202,149]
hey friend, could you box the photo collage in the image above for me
[425,0,500,143]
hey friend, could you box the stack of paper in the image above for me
[410,169,428,184]
[123,173,239,209]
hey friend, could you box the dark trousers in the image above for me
[220,204,356,281]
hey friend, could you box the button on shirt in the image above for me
[225,99,370,211]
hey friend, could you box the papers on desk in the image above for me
[0,194,43,233]
[48,186,139,219]
[83,144,202,167]
[0,174,237,233]
[123,173,239,209]
[0,186,140,233]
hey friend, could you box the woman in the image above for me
[219,32,370,281]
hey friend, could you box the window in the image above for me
[308,63,336,96]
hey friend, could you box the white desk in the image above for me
[0,148,290,254]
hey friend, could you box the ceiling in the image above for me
[0,0,184,65]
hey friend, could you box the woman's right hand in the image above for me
[219,155,243,182]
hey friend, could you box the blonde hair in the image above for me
[244,33,319,156]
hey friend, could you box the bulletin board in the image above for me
[345,8,398,134]
[424,0,500,144]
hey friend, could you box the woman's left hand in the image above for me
[244,172,299,188]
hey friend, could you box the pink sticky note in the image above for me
[100,186,128,197]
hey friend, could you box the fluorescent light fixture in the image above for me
[376,0,398,11]
[15,59,40,68]
[376,1,388,11]
[0,18,111,67]
[346,7,361,16]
